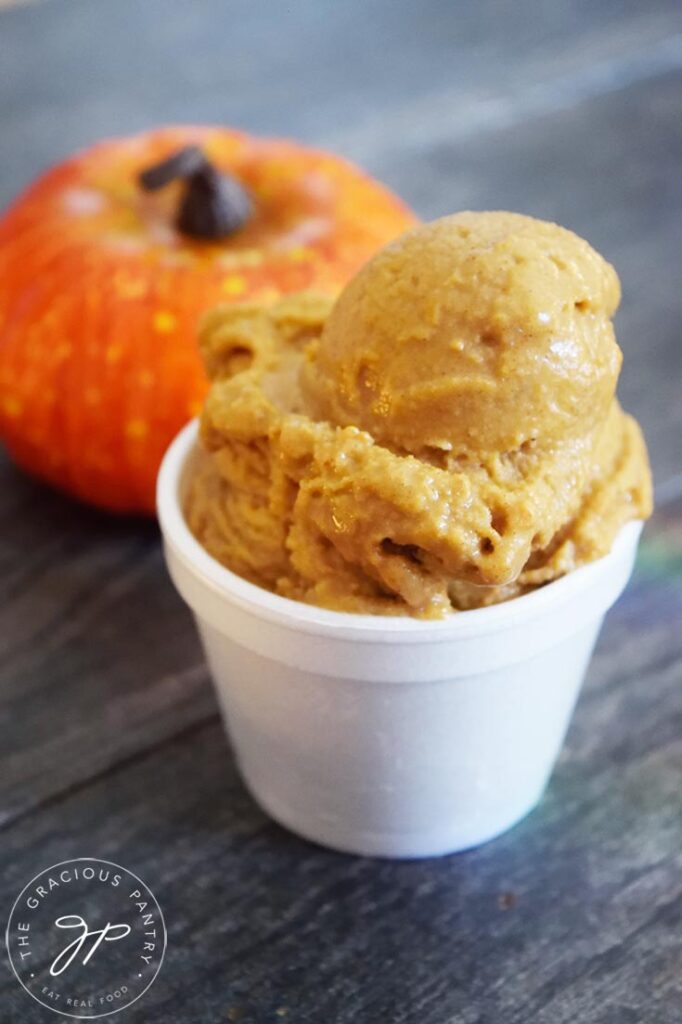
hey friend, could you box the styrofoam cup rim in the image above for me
[157,419,643,644]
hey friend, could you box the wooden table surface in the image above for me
[1,2,681,1021]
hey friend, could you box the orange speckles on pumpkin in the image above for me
[221,275,247,296]
[125,418,149,440]
[53,342,73,363]
[113,271,148,300]
[0,126,415,512]
[38,309,59,330]
[252,285,281,304]
[153,310,177,333]
[2,396,22,418]
[288,246,315,263]
[105,344,123,365]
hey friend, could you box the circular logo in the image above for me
[5,858,166,1019]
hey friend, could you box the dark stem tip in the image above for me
[138,145,207,192]
[138,145,253,241]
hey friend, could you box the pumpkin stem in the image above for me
[138,145,253,241]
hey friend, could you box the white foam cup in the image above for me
[157,420,643,858]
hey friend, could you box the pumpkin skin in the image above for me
[0,126,416,512]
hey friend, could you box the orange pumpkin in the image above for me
[0,125,416,512]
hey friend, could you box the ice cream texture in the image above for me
[185,212,652,617]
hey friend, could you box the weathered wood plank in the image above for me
[0,456,215,824]
[0,0,681,203]
[0,498,680,1023]
[0,2,681,1020]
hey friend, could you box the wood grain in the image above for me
[0,1,680,1021]
[1,500,680,1023]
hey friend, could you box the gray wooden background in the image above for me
[1,1,681,1021]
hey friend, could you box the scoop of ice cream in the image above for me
[301,212,622,456]
[187,213,652,618]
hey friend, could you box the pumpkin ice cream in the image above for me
[185,212,652,618]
